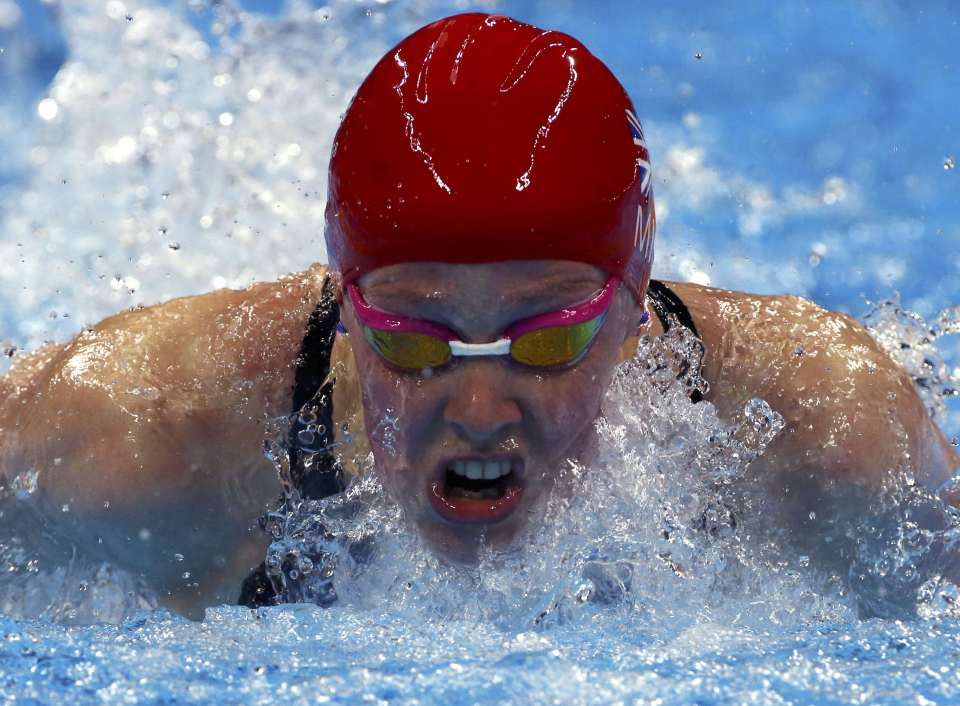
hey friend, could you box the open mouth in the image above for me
[428,457,525,524]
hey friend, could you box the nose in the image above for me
[442,362,522,446]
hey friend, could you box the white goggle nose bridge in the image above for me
[448,338,512,357]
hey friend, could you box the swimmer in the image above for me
[1,13,957,614]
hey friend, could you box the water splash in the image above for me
[254,308,960,633]
[260,322,846,632]
[862,296,960,428]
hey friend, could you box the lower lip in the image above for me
[428,477,525,525]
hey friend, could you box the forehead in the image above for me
[357,261,607,308]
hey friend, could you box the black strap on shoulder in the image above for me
[291,276,339,412]
[646,279,700,339]
[646,279,704,404]
[239,276,346,609]
[288,275,346,501]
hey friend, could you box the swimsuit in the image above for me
[238,277,701,607]
[645,280,704,404]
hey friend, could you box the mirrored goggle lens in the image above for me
[362,327,452,370]
[510,312,608,368]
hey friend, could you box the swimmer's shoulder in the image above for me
[662,280,903,412]
[2,264,332,428]
[660,281,883,379]
[660,281,956,486]
[53,263,330,416]
[0,265,335,598]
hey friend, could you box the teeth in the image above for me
[449,459,514,480]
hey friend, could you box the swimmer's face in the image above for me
[340,260,642,559]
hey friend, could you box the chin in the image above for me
[412,505,533,564]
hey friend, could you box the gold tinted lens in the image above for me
[363,328,451,369]
[511,315,606,368]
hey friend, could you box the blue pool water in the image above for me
[2,1,960,704]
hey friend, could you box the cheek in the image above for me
[522,338,623,451]
[532,360,613,443]
[351,345,433,465]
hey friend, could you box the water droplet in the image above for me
[167,242,181,251]
[138,528,152,542]
[158,226,168,235]
[160,191,170,200]
[808,253,822,266]
[694,52,703,60]
[181,571,191,579]
[11,469,38,499]
[61,503,70,513]
[37,98,58,121]
[174,553,184,562]
[944,156,955,171]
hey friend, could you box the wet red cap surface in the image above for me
[325,13,655,297]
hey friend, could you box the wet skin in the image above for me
[339,261,643,561]
[1,260,958,615]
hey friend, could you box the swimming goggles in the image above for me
[345,277,621,371]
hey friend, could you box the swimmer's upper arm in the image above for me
[1,266,327,594]
[700,290,957,489]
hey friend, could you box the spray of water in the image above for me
[259,316,960,634]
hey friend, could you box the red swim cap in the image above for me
[325,13,655,297]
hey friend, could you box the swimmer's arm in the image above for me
[0,265,327,603]
[678,283,958,498]
[673,284,960,584]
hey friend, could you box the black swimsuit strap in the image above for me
[287,274,346,501]
[645,279,704,404]
[239,275,345,608]
[646,279,700,339]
